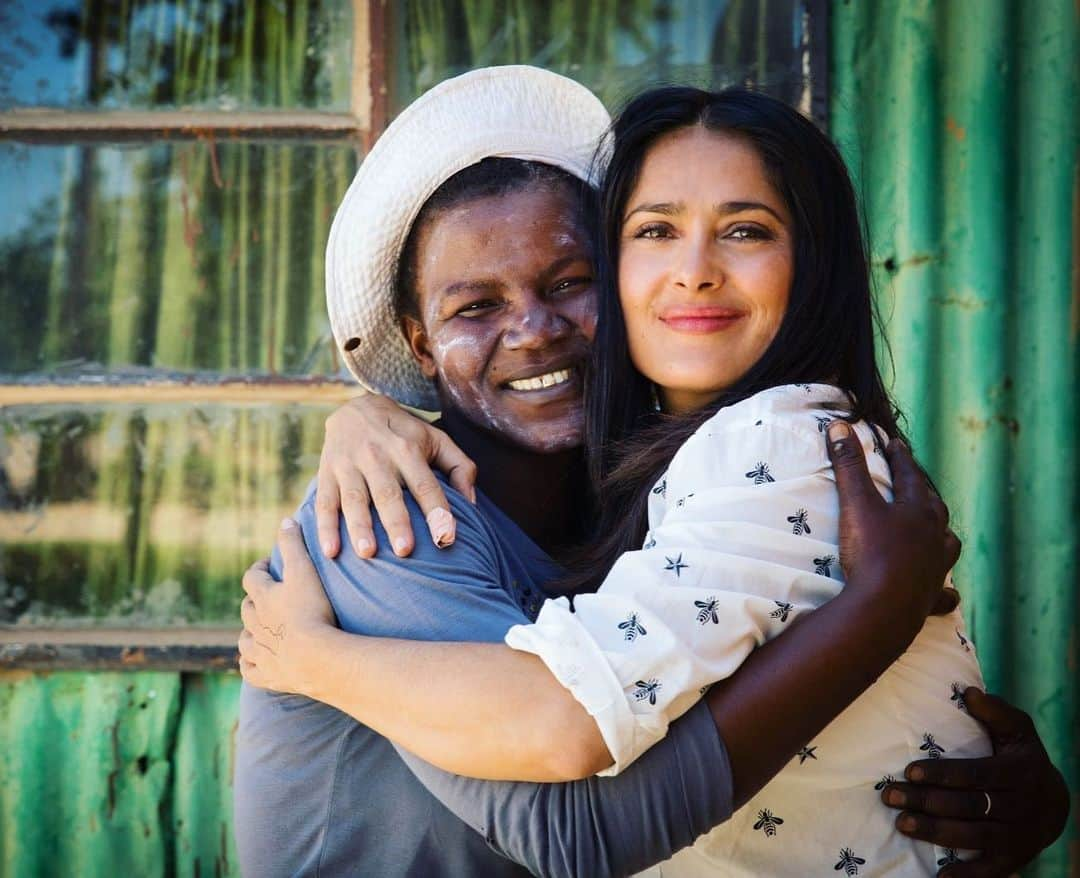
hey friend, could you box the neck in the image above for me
[438,407,588,557]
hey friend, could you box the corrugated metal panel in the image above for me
[0,671,241,877]
[0,672,182,876]
[831,2,1078,875]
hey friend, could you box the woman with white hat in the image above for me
[239,67,1067,877]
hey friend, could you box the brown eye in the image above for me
[634,223,672,240]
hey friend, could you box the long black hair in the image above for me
[559,86,904,594]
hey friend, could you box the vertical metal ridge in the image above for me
[832,2,1078,874]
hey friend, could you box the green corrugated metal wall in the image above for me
[1,2,1075,875]
[832,2,1078,874]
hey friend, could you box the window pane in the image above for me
[0,0,353,111]
[1,402,333,627]
[0,140,357,377]
[392,0,810,113]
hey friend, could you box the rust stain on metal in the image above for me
[945,116,967,141]
[120,647,147,666]
[200,131,226,190]
[930,292,987,311]
[958,414,988,434]
[106,722,121,819]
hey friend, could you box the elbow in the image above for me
[540,704,613,781]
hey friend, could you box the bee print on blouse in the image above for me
[695,597,721,625]
[770,601,793,622]
[787,508,811,535]
[937,850,961,867]
[920,734,945,758]
[633,679,661,705]
[835,848,867,876]
[618,613,647,642]
[745,462,776,484]
[874,774,897,791]
[753,809,784,837]
[814,555,836,577]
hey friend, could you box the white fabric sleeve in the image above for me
[506,387,892,775]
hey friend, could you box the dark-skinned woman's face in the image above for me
[402,185,596,453]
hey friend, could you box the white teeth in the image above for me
[508,368,573,392]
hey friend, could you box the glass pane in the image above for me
[392,0,809,113]
[1,402,333,627]
[0,0,353,111]
[0,140,357,377]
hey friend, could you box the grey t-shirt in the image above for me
[235,479,734,877]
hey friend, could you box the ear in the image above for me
[401,316,438,379]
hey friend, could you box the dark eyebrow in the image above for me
[439,279,501,299]
[716,200,785,222]
[541,253,593,282]
[624,199,785,224]
[624,201,683,221]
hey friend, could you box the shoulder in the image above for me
[286,476,527,640]
[294,473,500,570]
[667,384,845,476]
[695,383,851,443]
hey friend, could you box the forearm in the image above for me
[393,699,733,878]
[301,626,610,781]
[706,585,922,809]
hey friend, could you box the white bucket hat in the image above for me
[325,65,611,411]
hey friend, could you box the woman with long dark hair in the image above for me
[240,84,1061,875]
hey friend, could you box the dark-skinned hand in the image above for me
[884,687,1069,877]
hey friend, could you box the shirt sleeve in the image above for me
[278,482,528,644]
[285,481,737,876]
[391,698,733,878]
[506,391,890,775]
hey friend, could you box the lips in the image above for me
[660,306,745,334]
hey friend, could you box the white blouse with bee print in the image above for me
[505,383,990,878]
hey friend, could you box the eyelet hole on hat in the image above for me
[343,338,361,352]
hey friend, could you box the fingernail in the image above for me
[898,815,917,833]
[884,788,905,807]
[392,536,409,556]
[427,508,456,548]
[355,537,374,556]
[826,421,851,442]
[907,765,925,782]
[281,517,297,531]
[322,539,336,557]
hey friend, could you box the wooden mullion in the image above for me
[0,110,361,144]
[0,376,359,406]
[354,0,390,150]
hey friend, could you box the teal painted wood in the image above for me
[831,2,1078,875]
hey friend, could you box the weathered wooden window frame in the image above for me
[0,0,827,670]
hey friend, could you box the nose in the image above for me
[502,296,573,351]
[673,232,722,293]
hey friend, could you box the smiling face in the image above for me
[618,125,795,414]
[402,185,596,453]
